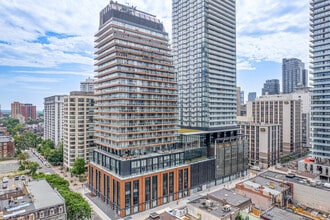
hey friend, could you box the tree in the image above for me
[71,158,86,176]
[13,131,41,154]
[27,161,40,175]
[16,151,29,162]
[48,150,63,165]
[60,190,92,220]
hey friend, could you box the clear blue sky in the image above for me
[0,0,309,110]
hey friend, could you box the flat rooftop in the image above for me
[261,171,330,191]
[238,175,290,196]
[0,136,13,142]
[0,179,65,219]
[188,196,239,218]
[25,179,64,209]
[261,206,312,220]
[208,188,251,207]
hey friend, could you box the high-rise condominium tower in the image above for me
[310,0,330,161]
[282,58,308,94]
[44,95,64,147]
[173,0,237,130]
[88,2,187,217]
[63,91,94,169]
[172,0,248,193]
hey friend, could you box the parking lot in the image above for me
[0,175,28,193]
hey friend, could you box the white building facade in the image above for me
[44,95,65,147]
[63,91,95,169]
[172,0,237,130]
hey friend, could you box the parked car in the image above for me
[14,176,19,181]
[2,184,7,189]
[2,177,9,183]
[21,175,26,181]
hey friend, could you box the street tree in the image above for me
[71,158,86,176]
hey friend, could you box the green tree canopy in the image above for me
[16,152,29,161]
[14,131,41,154]
[27,161,40,175]
[71,158,86,176]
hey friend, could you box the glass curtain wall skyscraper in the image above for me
[282,58,308,94]
[172,0,237,130]
[310,0,330,161]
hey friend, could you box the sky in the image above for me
[0,0,309,110]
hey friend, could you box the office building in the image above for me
[282,58,308,94]
[248,92,257,102]
[88,2,185,217]
[239,121,281,168]
[173,0,237,129]
[44,95,65,147]
[310,0,330,163]
[261,79,280,95]
[80,77,94,92]
[0,179,67,220]
[63,91,95,170]
[246,94,302,155]
[11,102,36,122]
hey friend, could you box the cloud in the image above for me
[237,0,309,68]
[14,75,61,83]
[237,60,256,71]
[13,70,93,76]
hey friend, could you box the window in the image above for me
[39,211,44,218]
[58,206,63,214]
[49,208,54,216]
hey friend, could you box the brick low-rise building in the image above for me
[0,136,14,158]
[235,176,291,211]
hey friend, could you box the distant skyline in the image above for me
[0,0,309,110]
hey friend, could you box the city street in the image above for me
[26,149,55,174]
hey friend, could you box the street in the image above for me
[27,149,55,174]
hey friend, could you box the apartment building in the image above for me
[44,95,65,147]
[63,91,95,170]
[11,102,36,123]
[310,0,330,166]
[80,77,94,92]
[88,2,185,217]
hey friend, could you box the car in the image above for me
[285,173,296,178]
[2,184,7,189]
[21,175,26,181]
[14,176,19,180]
[2,177,9,183]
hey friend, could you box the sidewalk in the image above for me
[51,166,111,220]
